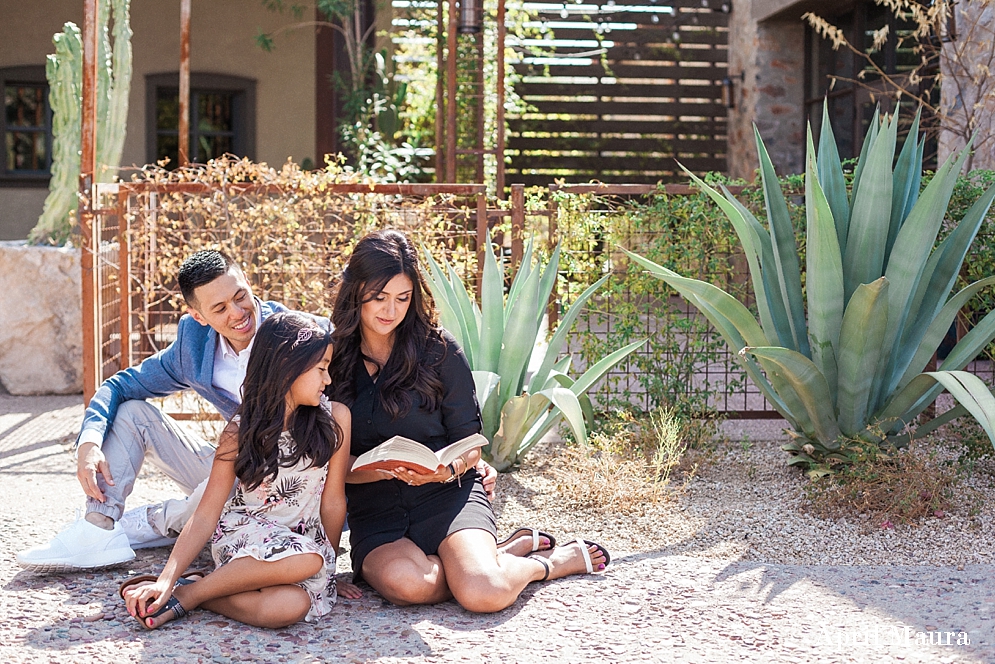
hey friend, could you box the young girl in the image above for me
[121,312,361,629]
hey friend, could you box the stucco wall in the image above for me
[728,1,806,180]
[0,189,48,241]
[0,0,315,239]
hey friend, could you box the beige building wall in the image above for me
[0,0,315,240]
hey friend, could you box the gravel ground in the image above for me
[1,394,993,663]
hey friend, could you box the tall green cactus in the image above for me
[31,0,132,245]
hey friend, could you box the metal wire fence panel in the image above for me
[115,183,487,368]
[93,184,125,383]
[539,184,777,418]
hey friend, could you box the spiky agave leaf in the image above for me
[754,127,810,357]
[817,100,850,254]
[805,124,844,404]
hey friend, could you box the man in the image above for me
[16,250,285,571]
[17,249,496,573]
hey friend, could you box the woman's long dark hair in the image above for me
[228,311,341,491]
[327,229,445,418]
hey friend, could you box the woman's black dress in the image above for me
[345,330,496,579]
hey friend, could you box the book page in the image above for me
[435,433,489,466]
[350,432,488,473]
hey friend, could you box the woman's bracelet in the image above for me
[443,456,466,485]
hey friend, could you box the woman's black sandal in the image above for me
[527,554,551,582]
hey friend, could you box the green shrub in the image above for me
[550,175,805,420]
[627,104,995,471]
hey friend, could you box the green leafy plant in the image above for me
[626,102,995,473]
[422,234,644,471]
[550,183,774,418]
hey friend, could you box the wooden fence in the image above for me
[507,0,730,187]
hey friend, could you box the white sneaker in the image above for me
[16,515,136,573]
[119,505,176,550]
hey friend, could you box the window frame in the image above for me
[1,65,52,187]
[803,1,937,167]
[145,72,256,166]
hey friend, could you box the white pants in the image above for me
[86,400,215,536]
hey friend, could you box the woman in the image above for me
[327,229,609,613]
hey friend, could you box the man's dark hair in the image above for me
[178,250,237,305]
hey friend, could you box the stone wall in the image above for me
[0,242,82,394]
[939,2,995,171]
[728,1,807,180]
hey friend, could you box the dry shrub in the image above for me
[119,156,482,361]
[804,440,971,525]
[547,409,707,514]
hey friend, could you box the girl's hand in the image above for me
[392,465,451,485]
[337,579,363,599]
[123,578,173,622]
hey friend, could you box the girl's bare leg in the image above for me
[143,553,323,629]
[200,584,313,629]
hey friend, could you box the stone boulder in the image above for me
[0,241,82,394]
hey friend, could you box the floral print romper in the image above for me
[211,430,337,622]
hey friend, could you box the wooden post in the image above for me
[474,29,485,183]
[178,0,191,166]
[510,184,524,273]
[495,0,506,197]
[446,0,458,182]
[435,0,446,181]
[80,0,100,404]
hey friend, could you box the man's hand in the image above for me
[476,458,497,501]
[76,442,114,503]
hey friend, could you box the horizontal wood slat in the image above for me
[518,82,723,98]
[529,29,729,46]
[509,136,727,153]
[509,155,724,171]
[508,3,729,185]
[518,100,729,116]
[509,119,727,136]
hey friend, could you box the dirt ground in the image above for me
[1,393,992,663]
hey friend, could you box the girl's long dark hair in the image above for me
[227,311,341,491]
[327,229,445,418]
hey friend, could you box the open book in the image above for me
[351,432,488,474]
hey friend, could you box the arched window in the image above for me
[146,72,255,167]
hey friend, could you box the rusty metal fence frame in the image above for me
[81,179,788,419]
[81,179,832,421]
[82,182,494,404]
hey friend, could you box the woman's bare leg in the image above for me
[361,538,452,606]
[439,530,608,614]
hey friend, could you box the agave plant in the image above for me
[423,235,644,471]
[626,102,995,471]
